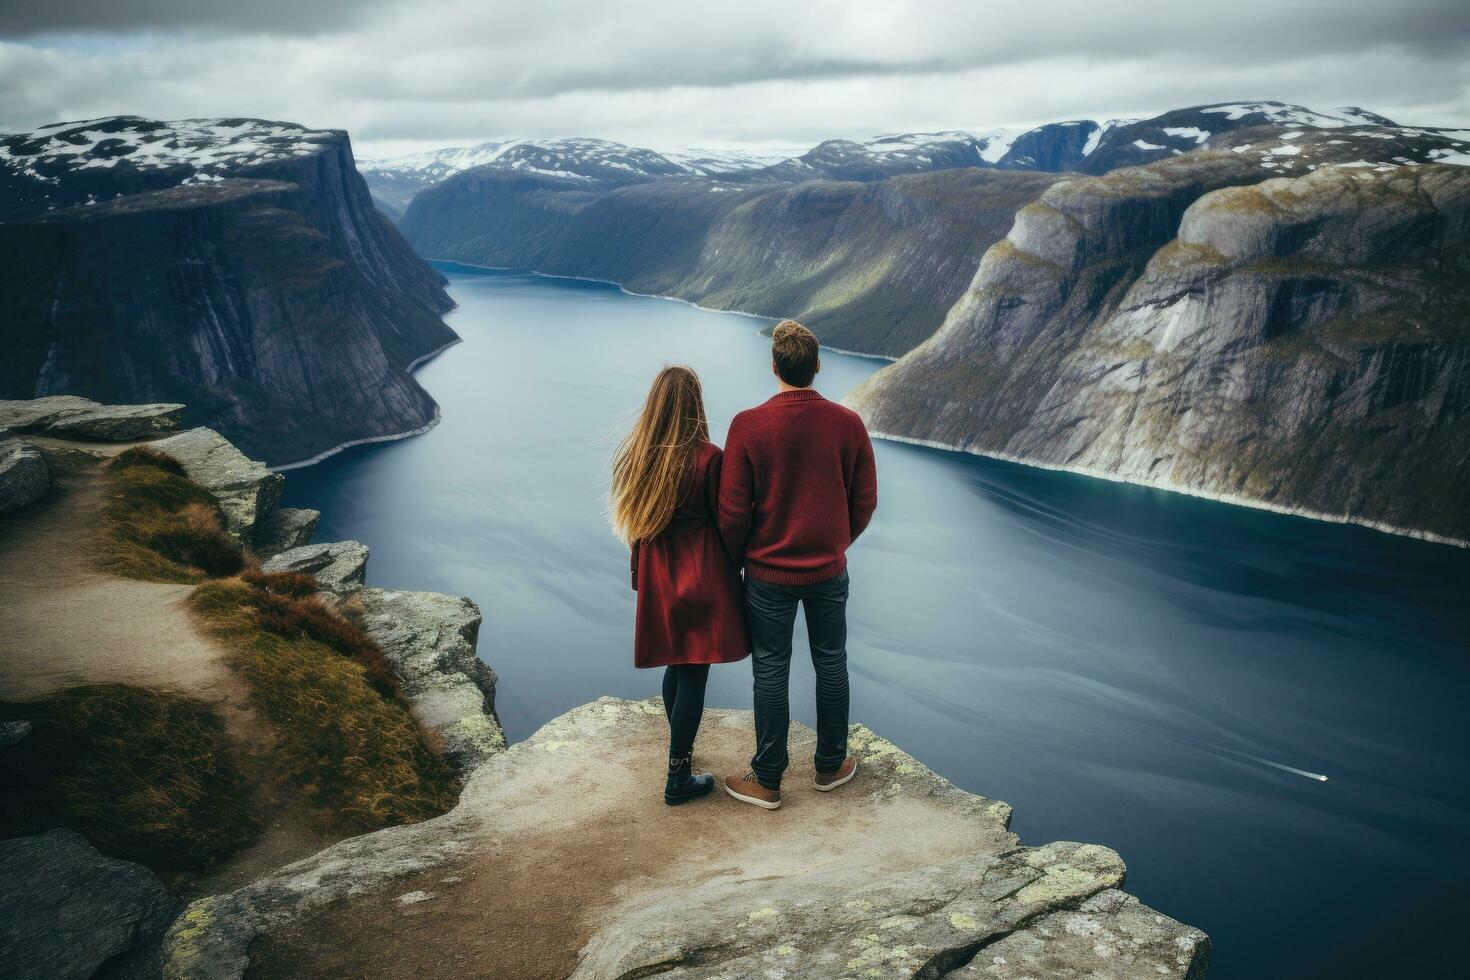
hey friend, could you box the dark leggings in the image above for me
[661,663,710,759]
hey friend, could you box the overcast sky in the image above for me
[3,1,1467,158]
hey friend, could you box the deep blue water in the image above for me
[283,262,1470,979]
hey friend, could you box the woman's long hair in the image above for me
[610,365,710,544]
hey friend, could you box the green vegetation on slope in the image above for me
[189,571,460,828]
[98,446,244,582]
[0,684,260,873]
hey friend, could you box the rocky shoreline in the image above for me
[0,398,1208,979]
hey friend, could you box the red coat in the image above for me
[631,441,751,668]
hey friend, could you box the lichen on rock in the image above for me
[148,427,283,544]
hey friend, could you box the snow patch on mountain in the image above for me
[1200,102,1393,129]
[357,141,513,179]
[1162,126,1211,144]
[976,128,1028,164]
[660,146,804,175]
[362,137,687,184]
[0,116,335,180]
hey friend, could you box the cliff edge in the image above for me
[0,117,458,466]
[165,700,1208,980]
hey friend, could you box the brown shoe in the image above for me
[814,756,858,792]
[724,771,781,810]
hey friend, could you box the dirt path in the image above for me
[0,443,237,701]
[0,442,337,890]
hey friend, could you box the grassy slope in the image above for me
[189,572,459,828]
[3,449,458,876]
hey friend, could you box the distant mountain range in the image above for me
[389,100,1470,543]
[0,115,455,465]
[358,101,1465,217]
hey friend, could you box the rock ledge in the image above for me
[162,699,1207,980]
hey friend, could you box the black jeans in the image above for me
[746,569,850,789]
[662,663,710,759]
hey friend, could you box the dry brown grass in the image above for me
[189,576,459,829]
[98,449,244,582]
[0,684,259,874]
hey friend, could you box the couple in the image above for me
[610,320,878,810]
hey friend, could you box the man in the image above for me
[718,319,878,810]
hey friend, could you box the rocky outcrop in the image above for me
[955,889,1209,979]
[0,432,48,513]
[850,159,1470,543]
[161,700,1204,980]
[355,587,504,770]
[258,536,502,769]
[261,540,368,592]
[0,395,183,441]
[0,116,458,466]
[250,507,320,557]
[149,428,283,545]
[0,829,179,980]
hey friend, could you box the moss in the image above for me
[1153,239,1229,270]
[1206,185,1285,217]
[97,451,244,582]
[188,577,459,829]
[988,238,1063,272]
[0,684,259,873]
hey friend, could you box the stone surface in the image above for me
[0,395,183,441]
[149,428,284,543]
[954,889,1210,979]
[0,829,178,980]
[260,540,368,593]
[356,587,504,769]
[251,506,320,557]
[162,700,1203,980]
[0,432,49,513]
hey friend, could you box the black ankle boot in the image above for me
[665,753,714,806]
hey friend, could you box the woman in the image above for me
[610,365,749,805]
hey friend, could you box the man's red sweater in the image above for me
[718,388,878,585]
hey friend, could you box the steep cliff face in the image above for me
[404,167,1060,357]
[849,159,1470,543]
[0,117,456,466]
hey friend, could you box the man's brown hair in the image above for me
[771,319,819,388]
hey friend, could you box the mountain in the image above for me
[357,141,513,218]
[401,165,1062,357]
[747,124,1126,181]
[0,115,457,466]
[848,152,1470,543]
[362,126,1117,220]
[658,146,808,176]
[360,137,701,218]
[1076,101,1460,173]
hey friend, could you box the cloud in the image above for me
[0,1,390,37]
[2,1,1467,153]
